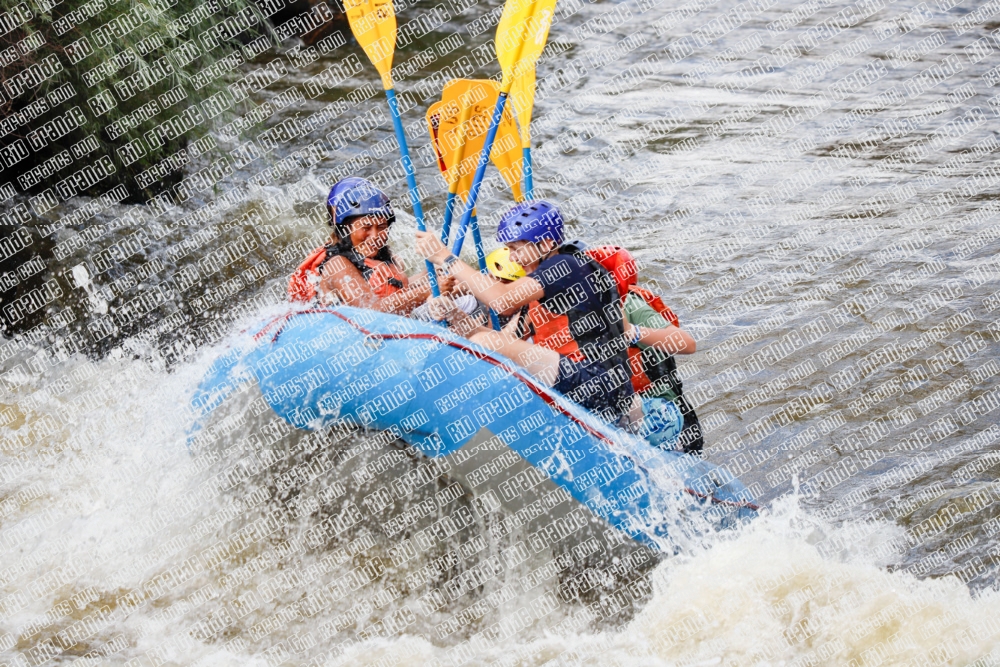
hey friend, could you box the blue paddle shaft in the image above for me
[469,213,501,331]
[523,146,533,200]
[451,92,507,258]
[386,88,440,298]
[469,213,487,272]
[441,191,456,245]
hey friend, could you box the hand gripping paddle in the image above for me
[427,79,523,329]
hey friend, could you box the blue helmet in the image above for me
[327,177,395,227]
[495,200,564,245]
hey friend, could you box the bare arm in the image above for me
[633,324,697,355]
[414,230,543,315]
[448,261,544,316]
[318,256,437,315]
[425,296,486,338]
[427,297,561,386]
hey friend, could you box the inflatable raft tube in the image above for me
[190,306,758,552]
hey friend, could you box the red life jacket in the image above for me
[628,285,679,327]
[585,244,682,392]
[288,244,408,303]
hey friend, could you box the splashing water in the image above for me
[2,331,999,666]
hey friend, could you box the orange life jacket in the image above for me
[527,301,583,360]
[288,244,408,303]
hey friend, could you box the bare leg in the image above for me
[468,330,562,387]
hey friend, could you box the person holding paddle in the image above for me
[288,177,456,315]
[417,200,639,426]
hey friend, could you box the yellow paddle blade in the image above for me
[495,0,557,90]
[491,118,525,201]
[439,79,495,199]
[436,79,523,202]
[509,66,536,147]
[345,0,396,89]
[447,100,475,195]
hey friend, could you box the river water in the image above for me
[3,0,1000,663]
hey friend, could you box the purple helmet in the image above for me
[495,200,564,245]
[327,177,395,227]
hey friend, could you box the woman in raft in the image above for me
[416,200,697,439]
[288,177,458,313]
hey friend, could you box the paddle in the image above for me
[468,107,524,298]
[447,90,522,318]
[510,66,538,199]
[426,94,472,247]
[426,101,456,246]
[345,0,440,296]
[428,95,488,326]
[430,80,522,245]
[449,0,557,259]
[427,79,523,330]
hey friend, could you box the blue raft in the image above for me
[190,306,758,552]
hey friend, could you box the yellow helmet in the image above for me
[485,247,526,281]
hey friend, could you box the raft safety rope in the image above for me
[257,307,760,513]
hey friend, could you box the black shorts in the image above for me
[553,356,633,423]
